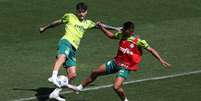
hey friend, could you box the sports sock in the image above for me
[77,84,83,90]
[52,70,58,78]
[124,97,128,101]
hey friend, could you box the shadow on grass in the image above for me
[12,83,97,101]
[13,87,56,101]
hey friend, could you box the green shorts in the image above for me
[105,60,130,79]
[57,39,77,67]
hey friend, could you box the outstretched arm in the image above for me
[97,23,116,39]
[146,47,171,68]
[99,23,122,32]
[39,19,63,33]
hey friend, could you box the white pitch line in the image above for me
[12,70,201,101]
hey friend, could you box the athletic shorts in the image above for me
[57,39,77,67]
[105,60,130,79]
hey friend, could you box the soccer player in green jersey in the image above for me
[39,2,120,101]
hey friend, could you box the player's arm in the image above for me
[98,23,122,32]
[39,19,63,33]
[137,39,171,68]
[87,20,121,32]
[98,23,116,39]
[146,47,171,68]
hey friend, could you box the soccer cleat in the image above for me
[66,84,80,94]
[74,84,83,94]
[49,91,66,101]
[76,84,83,91]
[48,77,53,82]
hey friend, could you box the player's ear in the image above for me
[85,10,88,14]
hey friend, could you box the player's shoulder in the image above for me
[63,13,76,17]
[85,19,95,23]
[129,33,140,40]
[132,33,150,48]
[133,33,145,41]
[130,33,146,44]
[84,19,96,27]
[62,13,76,23]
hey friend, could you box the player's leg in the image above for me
[113,77,128,101]
[66,66,77,81]
[53,55,67,71]
[49,87,65,101]
[113,68,130,101]
[76,60,118,91]
[51,54,66,78]
[49,66,75,101]
[49,56,66,101]
[49,39,72,87]
[49,39,73,101]
[64,47,77,82]
[81,64,106,88]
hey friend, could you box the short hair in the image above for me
[76,2,88,11]
[123,21,135,30]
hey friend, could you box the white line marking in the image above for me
[12,70,201,101]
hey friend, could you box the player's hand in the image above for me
[48,76,61,88]
[96,21,102,25]
[160,60,171,68]
[116,27,123,32]
[39,26,46,33]
[96,21,103,28]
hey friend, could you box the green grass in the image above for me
[61,73,201,101]
[0,0,201,101]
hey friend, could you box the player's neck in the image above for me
[79,18,84,21]
[75,14,85,22]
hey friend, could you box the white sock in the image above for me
[52,70,58,78]
[77,84,83,90]
[124,97,128,101]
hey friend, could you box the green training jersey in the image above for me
[61,13,96,49]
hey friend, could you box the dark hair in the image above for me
[123,21,135,30]
[76,2,88,11]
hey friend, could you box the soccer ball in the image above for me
[57,75,69,87]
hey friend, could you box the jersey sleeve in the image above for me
[114,32,123,40]
[86,20,96,29]
[136,38,150,49]
[62,13,71,24]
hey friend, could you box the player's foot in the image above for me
[49,91,65,101]
[76,84,83,91]
[48,77,53,82]
[66,84,80,94]
[48,76,61,88]
[74,84,83,94]
[124,97,128,101]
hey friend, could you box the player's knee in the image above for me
[68,73,77,80]
[57,55,66,63]
[113,84,121,91]
[91,70,100,77]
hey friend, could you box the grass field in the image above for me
[0,0,201,101]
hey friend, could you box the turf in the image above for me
[0,0,201,101]
[61,73,201,101]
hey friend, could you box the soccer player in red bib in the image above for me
[75,21,171,101]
